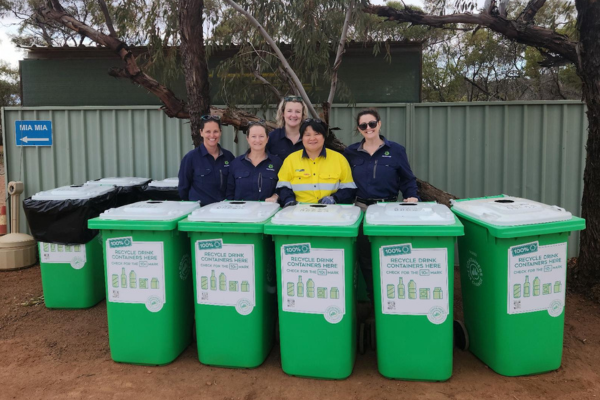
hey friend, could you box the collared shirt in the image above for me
[178,143,235,205]
[343,136,419,200]
[276,147,357,204]
[266,128,304,160]
[226,151,283,201]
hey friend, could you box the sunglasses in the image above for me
[284,95,303,102]
[201,115,221,122]
[246,120,267,132]
[358,120,378,131]
[303,118,323,124]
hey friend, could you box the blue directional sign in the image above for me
[15,120,53,146]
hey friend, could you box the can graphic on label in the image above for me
[201,276,208,290]
[387,284,395,299]
[112,274,119,288]
[513,283,521,298]
[287,282,294,296]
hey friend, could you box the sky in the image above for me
[0,0,429,68]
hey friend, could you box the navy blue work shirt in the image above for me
[226,152,283,201]
[343,136,419,200]
[178,144,235,205]
[266,128,304,160]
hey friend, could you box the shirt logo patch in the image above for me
[295,169,305,172]
[384,151,390,156]
[269,164,274,169]
[225,161,230,165]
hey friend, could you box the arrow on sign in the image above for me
[20,137,49,144]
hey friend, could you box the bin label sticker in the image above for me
[40,242,86,270]
[507,241,567,317]
[379,244,449,324]
[105,237,165,312]
[280,243,345,324]
[195,239,255,315]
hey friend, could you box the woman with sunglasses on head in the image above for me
[226,121,282,202]
[266,96,308,160]
[277,118,356,207]
[178,115,235,205]
[343,108,419,302]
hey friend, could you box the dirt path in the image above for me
[1,265,599,400]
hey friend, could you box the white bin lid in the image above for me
[148,177,179,188]
[99,200,199,221]
[271,204,361,226]
[366,202,455,225]
[188,201,280,223]
[31,185,116,201]
[85,177,150,187]
[451,196,572,226]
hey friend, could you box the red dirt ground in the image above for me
[1,265,600,400]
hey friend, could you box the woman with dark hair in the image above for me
[178,115,235,205]
[343,108,419,300]
[277,118,356,207]
[266,96,308,160]
[226,121,282,202]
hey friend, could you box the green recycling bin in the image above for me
[264,204,363,379]
[364,202,464,381]
[26,185,117,309]
[88,200,200,365]
[178,201,280,368]
[452,195,585,376]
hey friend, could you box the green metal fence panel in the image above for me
[1,101,587,257]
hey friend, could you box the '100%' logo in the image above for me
[383,244,412,257]
[511,242,538,257]
[283,244,311,255]
[197,239,223,250]
[108,237,132,248]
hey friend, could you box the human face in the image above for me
[246,126,268,153]
[200,121,221,149]
[302,126,325,154]
[357,114,381,141]
[284,102,303,129]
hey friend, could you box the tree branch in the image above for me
[38,2,189,119]
[327,0,353,106]
[363,5,578,64]
[222,0,319,119]
[97,0,118,38]
[464,76,507,101]
[519,0,547,23]
[252,69,282,100]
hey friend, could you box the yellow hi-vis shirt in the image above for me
[276,148,357,204]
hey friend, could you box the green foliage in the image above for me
[0,60,20,107]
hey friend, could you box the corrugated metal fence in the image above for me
[2,101,588,256]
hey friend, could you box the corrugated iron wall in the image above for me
[2,101,587,256]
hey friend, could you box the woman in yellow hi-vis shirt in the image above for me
[276,119,357,206]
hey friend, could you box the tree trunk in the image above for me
[179,0,211,147]
[570,0,600,296]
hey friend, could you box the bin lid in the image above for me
[31,184,115,201]
[451,195,572,226]
[271,204,361,226]
[188,201,280,223]
[85,177,150,187]
[148,177,179,188]
[366,202,455,226]
[98,200,199,221]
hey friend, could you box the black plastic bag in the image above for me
[23,188,118,245]
[139,186,181,201]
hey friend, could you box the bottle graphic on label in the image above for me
[387,284,395,299]
[317,287,327,299]
[151,278,159,289]
[219,273,227,291]
[331,287,339,299]
[210,270,217,290]
[121,268,127,288]
[129,270,137,289]
[229,281,238,292]
[297,276,304,297]
[51,244,56,251]
[58,245,64,252]
[408,280,417,299]
[287,282,294,296]
[140,278,148,289]
[533,277,540,296]
[74,245,81,252]
[65,246,72,252]
[398,278,405,299]
[419,288,430,300]
[307,279,315,298]
[554,280,561,293]
[433,287,443,300]
[201,276,208,290]
[241,281,249,292]
[112,274,119,288]
[513,284,521,298]
[524,276,530,297]
[543,283,551,295]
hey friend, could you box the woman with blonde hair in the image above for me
[266,96,309,160]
